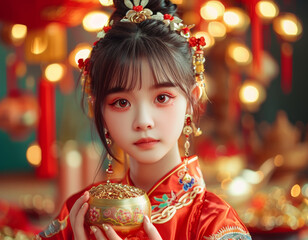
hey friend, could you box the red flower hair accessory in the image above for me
[164,14,174,21]
[189,37,206,51]
[133,5,143,12]
[97,24,112,39]
[78,58,90,75]
[78,57,94,117]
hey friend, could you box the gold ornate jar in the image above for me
[85,183,151,237]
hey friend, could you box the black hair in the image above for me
[83,0,198,162]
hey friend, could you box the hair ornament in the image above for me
[97,25,112,38]
[97,21,113,38]
[78,58,94,117]
[190,37,207,100]
[121,0,152,23]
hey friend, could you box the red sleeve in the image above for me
[195,191,252,240]
[34,191,87,240]
[35,201,72,239]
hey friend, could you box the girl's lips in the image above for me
[134,138,160,149]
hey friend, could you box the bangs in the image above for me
[103,37,193,94]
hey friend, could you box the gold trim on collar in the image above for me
[147,156,198,196]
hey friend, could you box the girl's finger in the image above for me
[70,191,90,226]
[73,202,89,239]
[101,224,122,240]
[143,216,162,240]
[90,226,107,240]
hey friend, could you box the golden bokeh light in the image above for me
[224,11,239,26]
[75,49,91,63]
[239,80,266,112]
[274,154,284,167]
[239,81,266,112]
[227,42,252,66]
[44,63,65,82]
[208,21,226,39]
[99,0,113,6]
[232,46,250,64]
[31,36,48,55]
[223,8,250,33]
[240,85,259,103]
[26,144,42,167]
[82,11,109,32]
[273,13,303,42]
[11,24,27,40]
[200,1,225,21]
[291,184,301,198]
[256,1,279,21]
[69,43,92,68]
[282,19,298,36]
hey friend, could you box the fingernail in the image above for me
[90,226,97,233]
[83,191,89,197]
[82,202,88,208]
[102,224,108,231]
[144,215,150,223]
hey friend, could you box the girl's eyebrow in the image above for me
[107,82,176,94]
[151,82,176,89]
[107,87,128,94]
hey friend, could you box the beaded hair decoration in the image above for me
[78,0,206,118]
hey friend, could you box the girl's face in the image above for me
[103,60,188,165]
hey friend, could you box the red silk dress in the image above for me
[36,156,251,240]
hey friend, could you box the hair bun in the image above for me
[111,0,177,22]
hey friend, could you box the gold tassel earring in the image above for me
[104,128,114,182]
[179,114,195,191]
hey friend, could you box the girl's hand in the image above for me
[70,191,94,239]
[91,216,162,240]
[70,192,161,240]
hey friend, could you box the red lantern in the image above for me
[0,93,39,140]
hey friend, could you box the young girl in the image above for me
[36,0,251,239]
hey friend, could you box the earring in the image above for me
[104,128,114,181]
[183,114,193,158]
[178,114,195,191]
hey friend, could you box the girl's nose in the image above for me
[133,104,154,131]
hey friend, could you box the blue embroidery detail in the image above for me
[179,177,195,191]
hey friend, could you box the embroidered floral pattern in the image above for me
[115,208,133,224]
[179,174,195,191]
[133,207,144,223]
[89,207,101,222]
[151,185,204,224]
[152,191,177,211]
[178,168,195,191]
[204,226,252,240]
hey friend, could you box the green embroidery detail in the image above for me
[152,192,177,211]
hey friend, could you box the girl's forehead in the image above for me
[108,58,179,91]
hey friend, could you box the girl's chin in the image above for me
[129,153,166,165]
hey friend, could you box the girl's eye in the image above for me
[112,99,130,108]
[155,94,172,104]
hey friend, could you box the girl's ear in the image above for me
[186,84,202,116]
[191,83,202,102]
